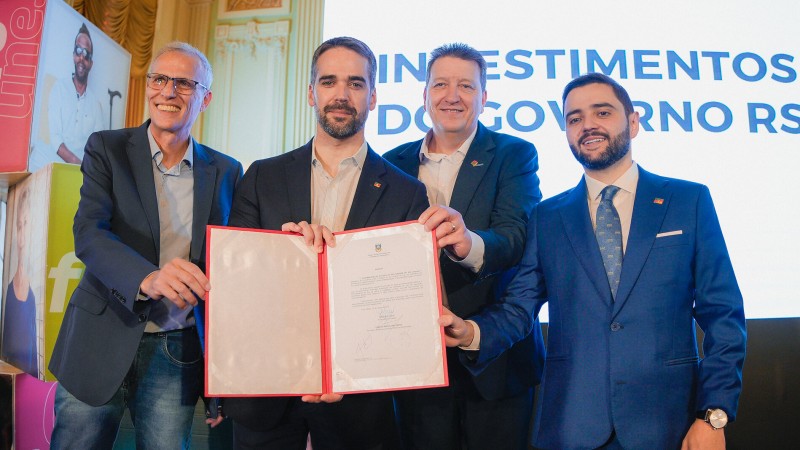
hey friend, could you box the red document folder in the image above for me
[205,221,448,396]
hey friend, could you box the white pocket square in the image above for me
[656,230,682,238]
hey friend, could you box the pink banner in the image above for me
[14,375,56,450]
[0,0,46,173]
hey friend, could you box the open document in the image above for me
[205,221,448,396]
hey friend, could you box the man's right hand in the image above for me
[282,221,335,253]
[140,258,210,309]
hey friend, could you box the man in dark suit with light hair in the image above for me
[223,36,428,450]
[50,42,242,449]
[384,42,544,450]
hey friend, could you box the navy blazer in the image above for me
[49,121,243,406]
[223,139,429,431]
[470,167,746,449]
[384,123,545,400]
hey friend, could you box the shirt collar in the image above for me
[311,138,368,171]
[147,127,194,170]
[585,161,639,200]
[418,127,477,163]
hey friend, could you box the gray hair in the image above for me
[149,41,213,88]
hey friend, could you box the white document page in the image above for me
[326,222,446,393]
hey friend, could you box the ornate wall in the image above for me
[205,21,289,165]
[204,0,324,167]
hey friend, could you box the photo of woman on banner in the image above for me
[1,186,38,377]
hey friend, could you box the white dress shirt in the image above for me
[48,76,105,161]
[585,162,640,253]
[311,140,368,232]
[418,129,485,272]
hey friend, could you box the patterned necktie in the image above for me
[595,185,623,299]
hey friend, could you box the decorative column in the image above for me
[182,0,213,138]
[285,0,324,150]
[207,21,290,167]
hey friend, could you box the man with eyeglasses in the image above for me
[46,23,105,166]
[49,42,243,449]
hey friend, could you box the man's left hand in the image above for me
[438,306,475,347]
[419,205,472,259]
[681,419,725,450]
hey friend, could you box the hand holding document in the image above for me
[205,222,448,397]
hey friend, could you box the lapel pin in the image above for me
[373,182,382,188]
[653,198,664,205]
[471,160,483,167]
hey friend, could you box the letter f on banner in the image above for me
[49,252,85,313]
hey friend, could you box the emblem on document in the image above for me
[375,243,382,253]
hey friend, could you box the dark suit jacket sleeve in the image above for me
[692,186,746,419]
[474,137,541,279]
[73,132,159,313]
[469,206,547,370]
[228,160,266,229]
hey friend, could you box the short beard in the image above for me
[316,102,366,139]
[570,125,631,170]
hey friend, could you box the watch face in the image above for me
[709,409,728,429]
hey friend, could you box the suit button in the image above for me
[610,322,622,331]
[138,314,147,323]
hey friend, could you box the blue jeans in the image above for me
[51,328,203,450]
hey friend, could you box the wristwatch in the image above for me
[699,408,728,430]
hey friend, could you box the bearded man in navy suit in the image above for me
[223,36,428,450]
[441,73,746,449]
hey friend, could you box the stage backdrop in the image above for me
[323,0,800,322]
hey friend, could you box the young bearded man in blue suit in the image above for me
[383,43,543,450]
[49,42,243,448]
[223,37,428,450]
[440,73,746,449]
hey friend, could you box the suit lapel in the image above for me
[560,178,614,304]
[345,147,387,230]
[612,168,671,317]
[128,121,161,257]
[450,124,494,214]
[285,140,313,222]
[191,140,215,263]
[390,141,423,178]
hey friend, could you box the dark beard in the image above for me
[569,125,631,170]
[316,103,365,139]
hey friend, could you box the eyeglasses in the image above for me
[146,73,209,94]
[74,45,93,61]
